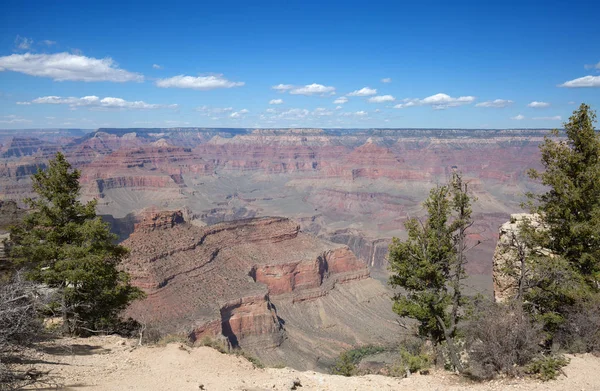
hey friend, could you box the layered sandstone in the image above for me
[122,214,369,350]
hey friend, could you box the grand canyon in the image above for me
[0,127,548,369]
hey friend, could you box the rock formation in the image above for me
[492,213,543,302]
[122,212,396,369]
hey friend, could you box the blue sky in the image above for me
[0,0,599,129]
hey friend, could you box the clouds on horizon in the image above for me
[475,99,513,108]
[395,93,475,110]
[28,95,178,110]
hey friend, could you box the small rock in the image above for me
[289,378,302,390]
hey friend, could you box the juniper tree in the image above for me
[389,173,473,372]
[8,152,143,334]
[516,103,600,333]
[527,103,600,288]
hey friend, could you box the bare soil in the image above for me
[22,335,600,391]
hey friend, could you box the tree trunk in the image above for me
[61,289,69,334]
[436,314,464,372]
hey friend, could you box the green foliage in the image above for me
[388,173,473,372]
[331,351,357,376]
[522,104,600,333]
[525,355,569,381]
[8,152,144,334]
[198,336,229,353]
[157,334,193,347]
[527,103,600,288]
[233,349,264,368]
[398,346,431,374]
[330,345,385,376]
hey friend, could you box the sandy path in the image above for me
[23,335,600,391]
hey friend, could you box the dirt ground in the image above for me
[21,335,600,391]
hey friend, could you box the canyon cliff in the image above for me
[122,212,397,369]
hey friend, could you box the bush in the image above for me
[0,273,51,390]
[464,301,542,379]
[331,345,385,376]
[156,334,193,347]
[526,355,569,381]
[233,349,264,368]
[198,336,229,353]
[555,294,600,354]
[331,351,357,376]
[399,346,431,374]
[388,338,431,377]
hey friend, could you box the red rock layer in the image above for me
[122,215,368,348]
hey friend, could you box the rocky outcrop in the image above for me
[122,216,369,350]
[326,228,392,269]
[492,213,543,302]
[134,210,185,232]
[250,247,369,297]
[1,137,54,158]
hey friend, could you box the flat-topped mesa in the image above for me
[122,216,369,349]
[134,209,185,232]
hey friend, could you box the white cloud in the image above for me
[347,87,377,97]
[584,62,600,70]
[41,40,56,46]
[230,109,249,118]
[265,108,276,113]
[290,83,336,96]
[269,99,283,105]
[394,93,475,109]
[196,106,234,117]
[16,101,31,105]
[0,52,143,82]
[559,76,600,88]
[381,78,392,83]
[340,111,368,117]
[533,116,562,121]
[368,95,395,103]
[475,99,513,108]
[333,97,348,104]
[14,36,33,50]
[274,108,310,120]
[511,114,525,120]
[30,95,177,110]
[156,74,244,90]
[313,107,333,116]
[527,101,550,108]
[272,84,293,92]
[0,115,32,124]
[335,105,342,110]
[394,100,418,109]
[152,64,163,69]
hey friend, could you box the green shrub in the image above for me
[399,347,431,374]
[198,336,229,353]
[233,349,264,368]
[157,334,193,347]
[331,351,357,376]
[526,355,570,381]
